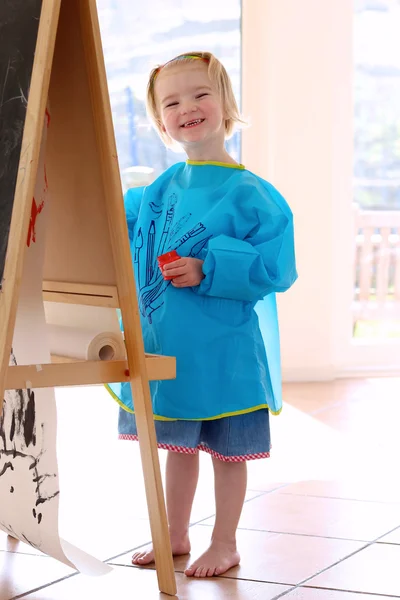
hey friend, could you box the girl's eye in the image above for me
[196,93,208,99]
[166,101,178,108]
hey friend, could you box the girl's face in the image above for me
[155,62,226,149]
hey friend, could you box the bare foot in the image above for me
[132,534,190,566]
[184,540,240,578]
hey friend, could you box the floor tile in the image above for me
[0,551,74,600]
[211,491,400,542]
[379,526,400,545]
[282,379,365,414]
[246,406,352,491]
[18,565,289,600]
[113,525,364,586]
[279,478,400,503]
[313,383,400,442]
[283,586,393,599]
[307,542,400,596]
[59,514,152,561]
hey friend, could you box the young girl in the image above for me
[108,51,297,578]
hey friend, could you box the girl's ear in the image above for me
[157,118,166,132]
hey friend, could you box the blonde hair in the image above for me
[146,51,245,147]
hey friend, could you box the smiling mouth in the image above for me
[181,119,205,128]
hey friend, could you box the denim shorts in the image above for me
[118,408,271,462]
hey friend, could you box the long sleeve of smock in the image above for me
[124,187,144,242]
[196,181,297,302]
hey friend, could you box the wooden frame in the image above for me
[43,281,120,308]
[0,0,176,594]
[5,356,176,390]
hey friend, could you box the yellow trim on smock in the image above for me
[105,384,282,419]
[186,160,245,170]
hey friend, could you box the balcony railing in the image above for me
[353,205,400,322]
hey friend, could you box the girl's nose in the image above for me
[181,101,197,115]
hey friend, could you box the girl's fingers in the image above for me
[163,265,187,277]
[163,258,186,271]
[171,279,190,287]
[171,274,189,284]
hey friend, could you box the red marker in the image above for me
[157,250,180,280]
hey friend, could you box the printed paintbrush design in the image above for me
[134,193,212,323]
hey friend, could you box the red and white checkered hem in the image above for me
[118,434,270,462]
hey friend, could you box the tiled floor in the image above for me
[1,377,400,599]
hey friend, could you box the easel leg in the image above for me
[133,386,177,596]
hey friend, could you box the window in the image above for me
[97,0,242,190]
[354,0,400,211]
[353,0,400,338]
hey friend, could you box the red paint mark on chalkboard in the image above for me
[27,197,44,247]
[44,166,49,191]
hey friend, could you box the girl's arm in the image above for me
[195,184,297,302]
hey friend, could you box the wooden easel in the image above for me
[0,0,176,595]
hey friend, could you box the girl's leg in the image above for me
[184,458,247,577]
[132,450,199,565]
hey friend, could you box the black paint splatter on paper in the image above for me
[0,350,59,547]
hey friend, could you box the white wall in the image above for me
[242,0,354,381]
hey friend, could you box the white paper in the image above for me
[44,302,121,331]
[0,113,111,576]
[47,324,125,361]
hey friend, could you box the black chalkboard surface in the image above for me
[0,0,43,289]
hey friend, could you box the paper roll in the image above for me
[48,324,125,361]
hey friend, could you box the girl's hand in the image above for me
[163,257,205,288]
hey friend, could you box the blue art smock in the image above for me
[107,160,297,420]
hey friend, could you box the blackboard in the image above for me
[0,0,43,288]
